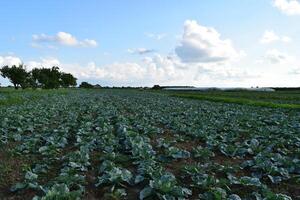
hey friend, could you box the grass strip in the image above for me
[172,94,300,109]
[0,89,69,107]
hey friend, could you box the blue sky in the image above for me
[1,0,300,87]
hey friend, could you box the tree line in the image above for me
[0,65,77,89]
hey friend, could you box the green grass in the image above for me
[173,93,300,109]
[2,88,300,109]
[204,91,300,104]
[0,88,70,106]
[0,95,23,106]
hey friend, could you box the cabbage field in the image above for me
[0,89,299,200]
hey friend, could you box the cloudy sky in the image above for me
[1,0,300,87]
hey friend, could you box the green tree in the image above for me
[29,68,41,89]
[31,67,61,89]
[0,65,29,89]
[60,72,77,87]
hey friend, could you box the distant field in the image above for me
[167,90,300,109]
[0,89,299,199]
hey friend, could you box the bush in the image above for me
[152,85,161,90]
[79,82,94,89]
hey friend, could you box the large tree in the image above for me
[31,66,61,89]
[0,65,29,89]
[60,72,77,87]
[1,65,78,89]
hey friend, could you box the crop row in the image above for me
[0,90,299,199]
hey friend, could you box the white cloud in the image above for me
[31,43,58,50]
[195,64,256,81]
[32,32,98,48]
[260,30,279,43]
[260,30,291,44]
[175,20,242,63]
[0,54,258,87]
[273,0,300,15]
[61,54,185,85]
[0,56,22,67]
[289,67,300,74]
[57,53,255,87]
[55,32,78,46]
[127,48,155,55]
[83,62,146,81]
[145,33,167,40]
[264,49,292,64]
[32,34,54,42]
[281,36,292,42]
[80,39,98,47]
[26,58,60,70]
